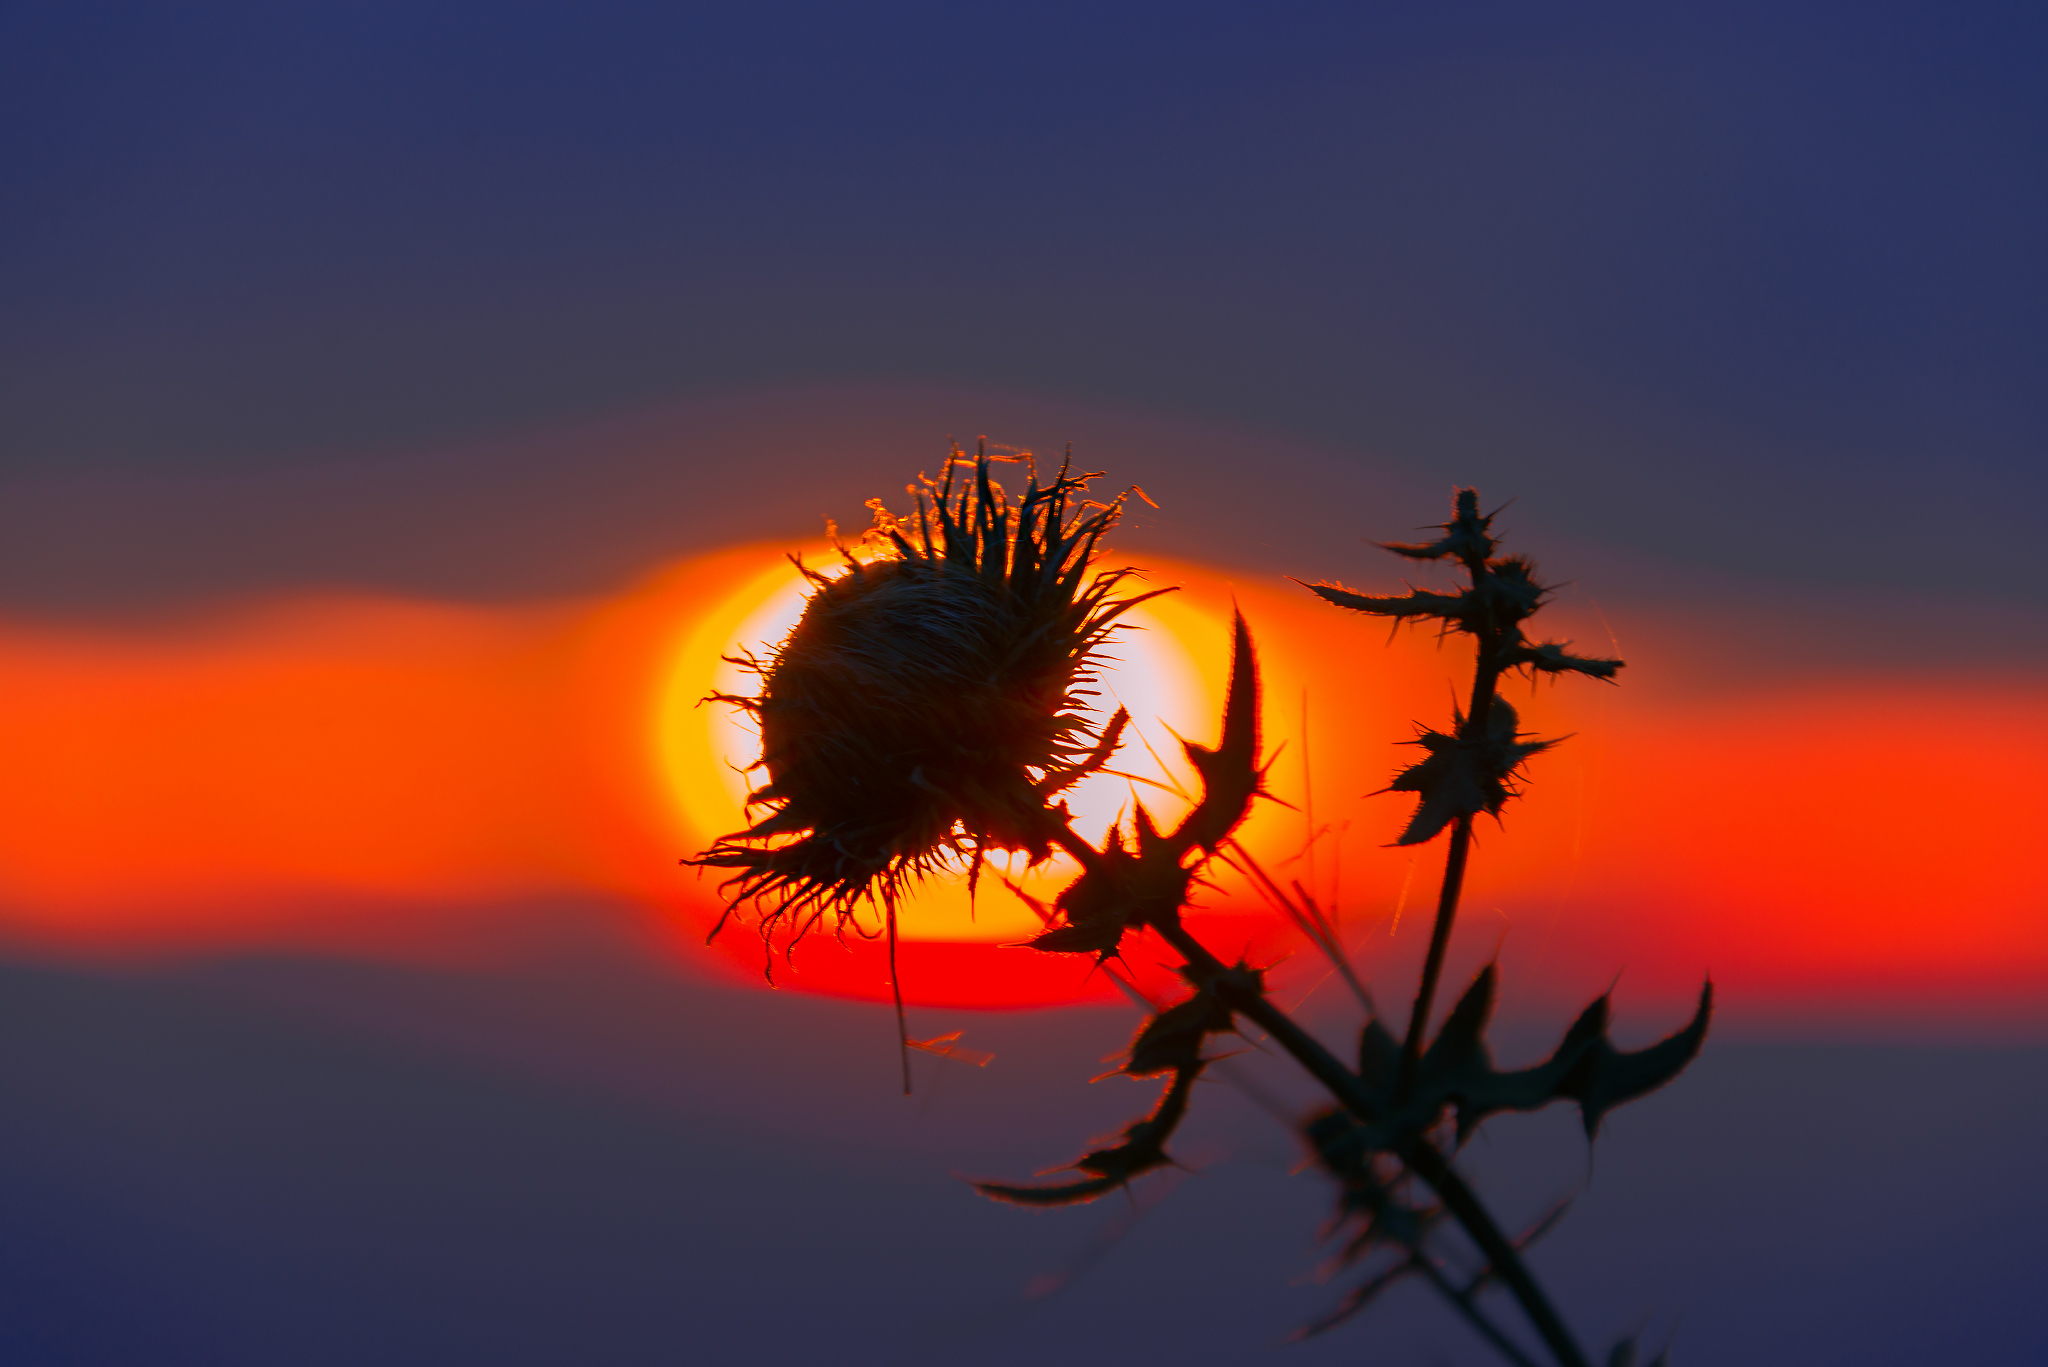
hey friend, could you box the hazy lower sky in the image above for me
[4,2,2045,608]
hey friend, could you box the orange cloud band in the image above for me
[1,545,2042,1022]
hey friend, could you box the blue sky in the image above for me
[4,1,2045,605]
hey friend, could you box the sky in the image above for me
[6,2,2047,605]
[2,4,2045,1363]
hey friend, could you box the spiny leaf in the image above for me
[1513,639,1625,681]
[1299,1106,1443,1341]
[972,1171,1137,1208]
[1023,916,1130,958]
[1469,554,1549,628]
[1420,962,1498,1080]
[1385,699,1558,845]
[1557,980,1714,1138]
[1290,1259,1425,1340]
[1346,969,1714,1148]
[1307,1111,1438,1248]
[1376,488,1498,566]
[973,967,1251,1207]
[972,1062,1201,1207]
[1025,830,1133,957]
[1301,553,1549,638]
[1303,581,1470,622]
[1172,609,1265,854]
[1356,1016,1403,1101]
[1024,818,1195,960]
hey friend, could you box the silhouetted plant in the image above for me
[691,448,1161,1087]
[690,453,1708,1366]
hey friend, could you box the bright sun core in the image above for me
[659,547,1225,942]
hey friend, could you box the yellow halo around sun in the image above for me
[656,545,1228,942]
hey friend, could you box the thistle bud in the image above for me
[689,447,1163,943]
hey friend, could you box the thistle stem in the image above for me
[886,898,911,1097]
[1146,915,1589,1367]
[1401,1141,1588,1367]
[1401,598,1506,1094]
[1415,1257,1545,1367]
[1399,812,1474,1095]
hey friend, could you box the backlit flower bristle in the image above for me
[688,443,1166,951]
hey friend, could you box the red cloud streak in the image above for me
[0,545,2040,1031]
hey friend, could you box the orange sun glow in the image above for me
[0,542,2043,1020]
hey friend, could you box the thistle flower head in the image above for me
[690,445,1164,945]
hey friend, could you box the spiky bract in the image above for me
[1302,489,1624,684]
[1300,488,1622,845]
[690,447,1164,945]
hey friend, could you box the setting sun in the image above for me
[657,545,1225,945]
[0,538,2042,1019]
